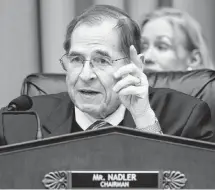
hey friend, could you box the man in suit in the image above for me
[0,5,214,145]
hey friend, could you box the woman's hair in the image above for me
[140,7,214,70]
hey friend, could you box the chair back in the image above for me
[21,70,215,122]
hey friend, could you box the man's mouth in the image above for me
[79,89,100,96]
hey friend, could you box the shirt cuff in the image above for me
[136,117,163,134]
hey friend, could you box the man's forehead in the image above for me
[74,19,118,33]
[70,20,120,51]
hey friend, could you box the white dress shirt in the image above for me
[75,104,126,130]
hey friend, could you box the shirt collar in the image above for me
[75,104,126,130]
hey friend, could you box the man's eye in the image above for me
[70,56,83,63]
[94,57,110,65]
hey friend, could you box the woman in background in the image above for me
[140,7,214,71]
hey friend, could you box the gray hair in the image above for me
[64,5,141,58]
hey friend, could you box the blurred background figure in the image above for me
[140,7,214,71]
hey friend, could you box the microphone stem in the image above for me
[34,112,43,140]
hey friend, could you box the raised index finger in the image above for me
[130,45,143,70]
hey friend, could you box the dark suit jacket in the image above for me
[0,87,214,145]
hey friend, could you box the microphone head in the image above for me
[8,95,33,111]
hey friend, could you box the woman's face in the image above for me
[141,17,191,71]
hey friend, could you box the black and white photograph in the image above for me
[0,0,215,189]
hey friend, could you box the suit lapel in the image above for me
[42,105,136,136]
[40,87,154,137]
[41,94,74,138]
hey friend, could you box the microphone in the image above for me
[7,95,33,111]
[2,95,42,144]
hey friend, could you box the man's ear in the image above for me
[187,49,202,69]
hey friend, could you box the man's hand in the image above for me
[113,45,161,132]
[113,45,150,118]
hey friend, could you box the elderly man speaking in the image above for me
[0,5,214,145]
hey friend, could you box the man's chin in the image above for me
[77,104,106,119]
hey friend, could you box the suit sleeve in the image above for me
[181,101,215,142]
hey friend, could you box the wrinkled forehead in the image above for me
[69,20,122,56]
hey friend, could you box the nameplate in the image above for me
[71,171,161,189]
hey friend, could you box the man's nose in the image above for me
[79,61,96,81]
[143,48,156,65]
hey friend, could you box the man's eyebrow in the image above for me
[94,50,111,58]
[68,51,84,56]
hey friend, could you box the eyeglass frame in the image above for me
[59,53,129,71]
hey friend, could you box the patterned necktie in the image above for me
[87,120,112,130]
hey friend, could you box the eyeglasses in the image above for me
[59,53,128,71]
